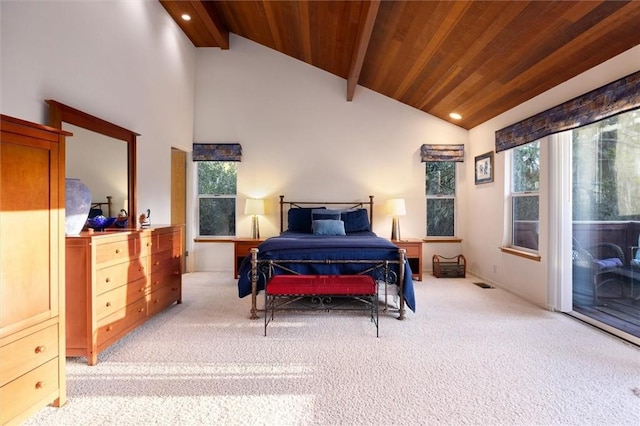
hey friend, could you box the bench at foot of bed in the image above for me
[264,275,379,337]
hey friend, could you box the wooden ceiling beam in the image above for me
[346,1,380,101]
[192,0,229,49]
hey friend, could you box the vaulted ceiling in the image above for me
[159,1,640,130]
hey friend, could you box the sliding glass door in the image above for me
[570,109,640,339]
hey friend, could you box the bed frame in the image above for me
[279,195,374,233]
[90,195,113,217]
[248,195,407,321]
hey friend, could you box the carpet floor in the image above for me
[24,272,640,426]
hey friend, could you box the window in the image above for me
[425,161,456,236]
[511,141,540,250]
[197,161,237,236]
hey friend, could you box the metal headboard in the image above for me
[279,195,374,233]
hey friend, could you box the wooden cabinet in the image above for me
[65,226,182,365]
[390,239,423,281]
[1,115,68,425]
[233,238,265,278]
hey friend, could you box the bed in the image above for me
[237,195,416,320]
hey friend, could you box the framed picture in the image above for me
[475,151,494,184]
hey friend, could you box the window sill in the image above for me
[423,237,462,243]
[194,237,236,243]
[499,246,541,261]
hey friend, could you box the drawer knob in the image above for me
[106,302,111,307]
[138,308,144,313]
[106,326,113,332]
[154,261,160,266]
[105,277,111,283]
[34,345,46,354]
[35,381,45,389]
[139,266,144,272]
[139,287,145,292]
[115,248,120,254]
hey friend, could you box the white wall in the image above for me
[192,35,469,271]
[467,45,640,307]
[1,0,196,225]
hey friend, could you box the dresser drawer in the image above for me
[399,243,421,257]
[149,267,181,293]
[97,298,147,349]
[235,241,260,257]
[0,358,59,425]
[0,325,58,386]
[95,237,139,265]
[149,250,181,275]
[139,234,153,257]
[95,256,147,295]
[147,285,181,316]
[95,277,148,320]
[153,230,180,254]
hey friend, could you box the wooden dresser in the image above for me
[65,225,182,365]
[1,115,69,425]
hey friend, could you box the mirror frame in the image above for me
[46,99,138,223]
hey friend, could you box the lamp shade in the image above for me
[385,198,406,216]
[244,198,265,216]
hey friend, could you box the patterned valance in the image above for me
[495,70,640,152]
[192,143,242,161]
[420,144,464,162]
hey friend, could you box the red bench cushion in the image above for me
[267,275,376,296]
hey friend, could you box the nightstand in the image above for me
[233,238,265,278]
[390,238,423,281]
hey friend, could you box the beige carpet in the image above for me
[25,272,640,425]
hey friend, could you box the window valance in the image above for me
[192,143,242,161]
[495,70,640,152]
[420,144,464,162]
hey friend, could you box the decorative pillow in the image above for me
[592,257,623,270]
[636,234,640,260]
[288,207,325,233]
[312,209,341,221]
[341,208,371,233]
[312,219,346,236]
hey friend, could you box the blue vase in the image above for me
[65,178,92,235]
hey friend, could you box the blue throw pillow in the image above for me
[341,208,371,233]
[592,257,622,270]
[312,219,346,236]
[288,207,325,233]
[312,209,341,221]
[636,234,640,260]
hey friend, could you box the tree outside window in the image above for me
[426,161,455,236]
[198,161,237,236]
[511,141,540,250]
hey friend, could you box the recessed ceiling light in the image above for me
[449,112,462,120]
[181,14,191,21]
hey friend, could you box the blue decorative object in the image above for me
[65,178,92,235]
[86,215,117,231]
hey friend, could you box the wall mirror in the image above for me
[46,99,138,223]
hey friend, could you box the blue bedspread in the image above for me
[237,232,416,312]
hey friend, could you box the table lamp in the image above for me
[245,198,265,239]
[385,198,406,241]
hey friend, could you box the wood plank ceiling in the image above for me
[160,0,640,130]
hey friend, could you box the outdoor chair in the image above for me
[572,239,625,305]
